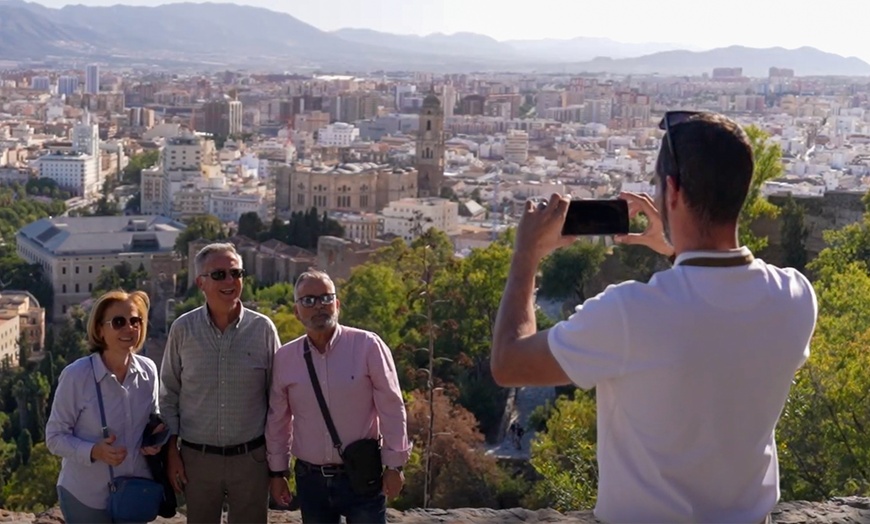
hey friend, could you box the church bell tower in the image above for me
[415,90,445,198]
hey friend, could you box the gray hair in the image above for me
[294,269,335,300]
[194,242,243,276]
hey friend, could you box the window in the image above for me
[75,284,79,293]
[88,283,92,292]
[360,195,369,208]
[75,266,79,274]
[62,284,66,293]
[62,267,66,275]
[89,266,93,273]
[297,194,305,206]
[427,120,432,131]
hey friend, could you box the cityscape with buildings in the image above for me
[0,1,869,516]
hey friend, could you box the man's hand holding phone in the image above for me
[515,193,577,263]
[614,192,675,257]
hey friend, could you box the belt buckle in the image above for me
[320,465,335,478]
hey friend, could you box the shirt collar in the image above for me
[305,324,343,353]
[203,303,245,330]
[673,246,753,267]
[90,353,145,382]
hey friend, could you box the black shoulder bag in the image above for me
[303,339,383,497]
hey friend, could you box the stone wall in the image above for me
[754,191,866,265]
[13,497,870,524]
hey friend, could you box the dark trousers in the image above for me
[294,460,386,524]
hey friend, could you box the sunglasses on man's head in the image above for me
[104,316,143,330]
[296,293,337,308]
[658,110,703,184]
[201,268,245,281]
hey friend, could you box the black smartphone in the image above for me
[142,426,171,448]
[561,199,630,236]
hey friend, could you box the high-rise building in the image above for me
[86,64,100,94]
[57,75,79,96]
[202,99,243,137]
[71,112,101,187]
[415,92,445,198]
[30,77,50,91]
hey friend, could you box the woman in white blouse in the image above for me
[46,289,165,524]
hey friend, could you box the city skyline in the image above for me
[22,0,870,64]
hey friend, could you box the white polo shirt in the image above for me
[548,247,817,524]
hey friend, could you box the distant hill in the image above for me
[557,45,870,77]
[504,36,693,62]
[0,0,868,76]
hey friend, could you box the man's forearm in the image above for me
[492,252,540,364]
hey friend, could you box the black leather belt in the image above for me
[295,458,345,478]
[182,435,265,456]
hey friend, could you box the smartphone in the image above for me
[561,199,630,236]
[143,427,171,448]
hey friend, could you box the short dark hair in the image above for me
[656,112,754,227]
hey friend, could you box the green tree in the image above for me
[16,429,31,467]
[739,125,783,252]
[174,214,226,258]
[1,443,61,511]
[777,263,870,500]
[524,393,598,511]
[122,150,159,185]
[238,211,265,240]
[780,194,809,272]
[614,215,668,283]
[339,264,408,351]
[538,240,607,302]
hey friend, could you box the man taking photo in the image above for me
[490,111,817,523]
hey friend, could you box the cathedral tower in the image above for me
[415,92,445,197]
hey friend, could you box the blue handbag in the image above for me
[91,358,164,523]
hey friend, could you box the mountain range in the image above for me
[0,0,869,77]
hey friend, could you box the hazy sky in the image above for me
[31,0,870,62]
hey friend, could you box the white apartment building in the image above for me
[331,212,381,243]
[0,316,19,368]
[0,291,45,353]
[72,115,101,179]
[381,197,459,241]
[209,192,265,222]
[505,129,530,163]
[16,216,185,321]
[38,151,99,197]
[317,122,359,148]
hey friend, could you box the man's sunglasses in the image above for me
[658,110,703,185]
[104,316,143,330]
[296,293,337,308]
[201,268,246,281]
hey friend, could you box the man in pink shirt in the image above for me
[266,269,411,523]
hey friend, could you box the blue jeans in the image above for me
[294,462,386,524]
[57,485,112,524]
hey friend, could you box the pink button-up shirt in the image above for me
[266,325,412,471]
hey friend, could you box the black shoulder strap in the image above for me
[679,253,755,267]
[90,357,115,483]
[303,339,343,454]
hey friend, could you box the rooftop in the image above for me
[18,216,186,256]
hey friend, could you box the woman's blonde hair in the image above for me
[86,289,150,353]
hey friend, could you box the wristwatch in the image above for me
[269,470,289,479]
[385,466,403,472]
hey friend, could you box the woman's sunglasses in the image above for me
[104,316,143,330]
